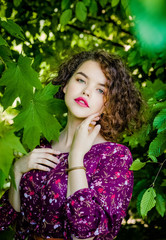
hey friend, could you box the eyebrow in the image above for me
[76,71,89,79]
[76,71,106,87]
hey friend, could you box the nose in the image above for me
[83,88,90,97]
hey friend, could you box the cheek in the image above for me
[65,82,79,94]
[93,97,105,111]
[96,95,105,105]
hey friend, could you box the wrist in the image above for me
[68,152,84,168]
[66,166,86,173]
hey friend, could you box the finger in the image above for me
[38,159,57,169]
[34,164,51,172]
[90,124,101,139]
[90,119,99,125]
[39,153,60,164]
[82,113,100,127]
[92,116,100,121]
[33,148,61,155]
[31,153,59,164]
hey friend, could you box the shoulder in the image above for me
[93,142,133,168]
[92,141,131,155]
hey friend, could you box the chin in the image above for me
[69,110,90,119]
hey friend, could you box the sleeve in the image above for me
[0,190,18,231]
[64,144,133,239]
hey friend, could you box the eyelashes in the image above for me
[97,89,104,94]
[76,78,105,94]
[76,78,85,83]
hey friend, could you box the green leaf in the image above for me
[156,193,166,217]
[0,122,26,177]
[130,159,146,171]
[13,0,22,7]
[13,86,62,150]
[153,101,166,112]
[148,155,158,163]
[39,82,60,100]
[123,124,151,148]
[0,169,6,189]
[89,0,98,17]
[137,189,146,215]
[154,89,166,101]
[156,67,164,76]
[0,35,8,46]
[153,109,166,132]
[148,131,166,157]
[141,79,166,102]
[0,45,12,62]
[121,0,128,9]
[0,55,42,109]
[60,9,72,26]
[112,0,120,7]
[48,98,67,115]
[99,0,108,8]
[75,2,87,22]
[142,59,151,74]
[83,0,91,6]
[140,187,156,218]
[161,179,166,187]
[0,18,25,40]
[128,50,141,67]
[158,121,166,133]
[61,0,71,10]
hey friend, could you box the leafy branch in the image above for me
[151,159,166,188]
[88,16,131,35]
[67,24,124,48]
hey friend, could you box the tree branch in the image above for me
[151,159,166,187]
[67,24,124,48]
[88,16,131,35]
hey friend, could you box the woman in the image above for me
[0,50,142,240]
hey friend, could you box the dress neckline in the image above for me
[51,141,114,155]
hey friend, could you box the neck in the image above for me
[59,112,84,148]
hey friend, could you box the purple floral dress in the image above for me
[0,142,133,240]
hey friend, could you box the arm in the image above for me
[67,153,93,240]
[65,113,107,239]
[67,113,101,197]
[9,148,60,212]
[67,153,88,198]
[65,144,133,239]
[66,113,101,239]
[8,167,22,212]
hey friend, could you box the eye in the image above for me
[76,79,86,84]
[97,89,104,94]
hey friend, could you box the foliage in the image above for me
[0,0,166,239]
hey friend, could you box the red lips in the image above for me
[74,97,89,108]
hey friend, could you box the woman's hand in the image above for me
[67,112,101,196]
[9,148,61,212]
[14,148,61,175]
[70,112,101,158]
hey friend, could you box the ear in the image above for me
[63,84,68,94]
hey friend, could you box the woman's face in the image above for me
[63,60,107,119]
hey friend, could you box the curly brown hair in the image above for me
[52,50,143,142]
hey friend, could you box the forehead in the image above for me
[75,60,107,84]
